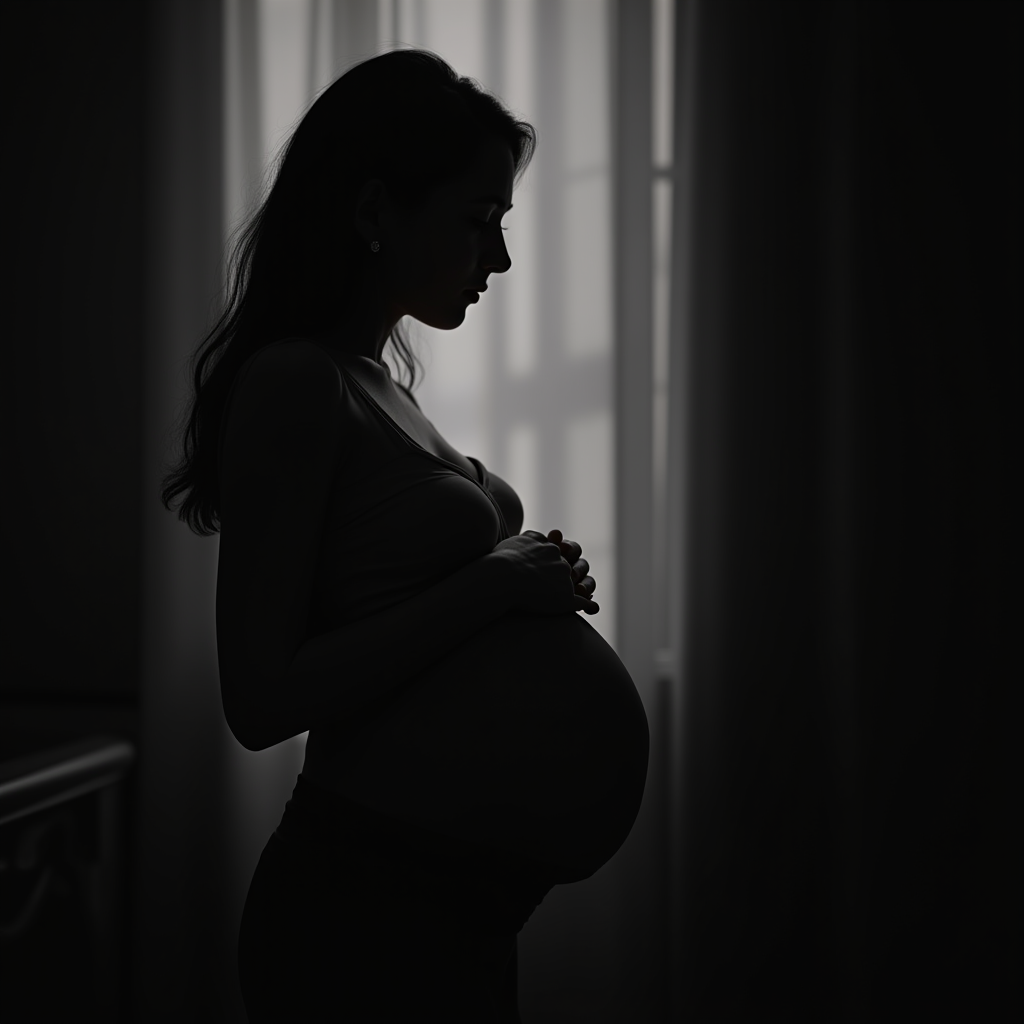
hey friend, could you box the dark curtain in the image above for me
[675,2,1022,1022]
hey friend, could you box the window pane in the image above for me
[653,0,675,168]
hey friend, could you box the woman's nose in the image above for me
[484,238,512,275]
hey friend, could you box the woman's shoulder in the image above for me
[220,340,349,467]
[248,335,342,370]
[239,337,346,401]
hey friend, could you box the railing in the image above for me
[0,735,135,828]
[0,734,135,1023]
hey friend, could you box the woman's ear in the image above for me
[352,177,388,243]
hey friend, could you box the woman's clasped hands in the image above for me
[491,527,599,615]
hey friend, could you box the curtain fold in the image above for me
[671,2,1022,1020]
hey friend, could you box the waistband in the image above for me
[273,774,562,935]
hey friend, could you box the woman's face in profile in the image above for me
[387,135,515,331]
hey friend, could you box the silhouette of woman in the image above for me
[162,49,649,1023]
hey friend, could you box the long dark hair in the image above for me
[161,47,537,536]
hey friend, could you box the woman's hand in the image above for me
[545,529,598,604]
[491,530,600,615]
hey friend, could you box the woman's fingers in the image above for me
[543,531,593,595]
[546,531,598,611]
[575,575,596,597]
[544,529,584,566]
[560,539,583,565]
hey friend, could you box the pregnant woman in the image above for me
[162,49,648,1023]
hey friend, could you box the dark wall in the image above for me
[3,4,150,1020]
[676,2,1022,1021]
[4,1,236,1018]
[847,6,1021,1018]
[4,0,147,705]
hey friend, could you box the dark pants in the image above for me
[237,776,564,1023]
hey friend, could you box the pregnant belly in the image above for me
[302,611,650,876]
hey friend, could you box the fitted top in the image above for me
[305,345,517,639]
[219,337,523,640]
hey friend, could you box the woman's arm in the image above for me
[258,551,512,750]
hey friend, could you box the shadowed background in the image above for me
[2,1,1020,1022]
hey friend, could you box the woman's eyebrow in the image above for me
[472,195,513,211]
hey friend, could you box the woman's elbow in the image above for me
[225,703,306,751]
[225,712,268,751]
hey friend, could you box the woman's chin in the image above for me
[412,307,468,331]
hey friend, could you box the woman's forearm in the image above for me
[239,552,513,749]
